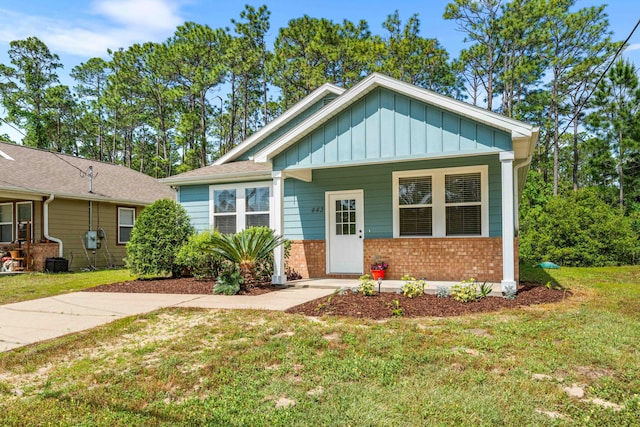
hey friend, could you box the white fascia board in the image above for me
[160,171,273,186]
[254,73,538,164]
[214,83,345,165]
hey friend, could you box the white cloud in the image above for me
[0,0,185,58]
[625,43,640,52]
[92,0,183,32]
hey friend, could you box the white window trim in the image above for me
[208,181,273,233]
[393,165,489,238]
[118,207,136,244]
[15,201,33,242]
[0,202,13,244]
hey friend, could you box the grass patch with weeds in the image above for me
[0,269,134,305]
[0,266,639,425]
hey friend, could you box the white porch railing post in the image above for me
[271,171,286,285]
[500,151,516,292]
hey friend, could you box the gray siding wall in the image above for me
[274,88,512,170]
[179,185,210,232]
[283,154,502,240]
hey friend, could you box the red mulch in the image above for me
[83,276,279,296]
[285,285,570,319]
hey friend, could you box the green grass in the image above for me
[0,266,639,425]
[0,269,135,305]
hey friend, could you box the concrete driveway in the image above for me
[0,287,334,353]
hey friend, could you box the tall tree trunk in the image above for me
[552,76,559,196]
[618,129,624,207]
[572,107,579,192]
[200,91,207,167]
[228,73,236,153]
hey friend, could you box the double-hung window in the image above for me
[0,203,12,243]
[394,166,488,237]
[118,207,135,244]
[210,182,271,233]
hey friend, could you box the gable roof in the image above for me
[250,73,538,165]
[214,82,345,165]
[161,160,271,185]
[0,141,175,205]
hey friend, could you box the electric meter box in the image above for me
[85,230,98,250]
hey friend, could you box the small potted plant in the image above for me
[370,257,389,280]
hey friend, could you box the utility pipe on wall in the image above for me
[44,194,64,257]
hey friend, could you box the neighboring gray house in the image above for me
[0,141,175,271]
[163,73,538,290]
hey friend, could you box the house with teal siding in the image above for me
[162,74,538,291]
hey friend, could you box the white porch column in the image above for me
[271,171,286,285]
[500,151,516,292]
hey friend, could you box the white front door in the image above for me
[327,190,364,274]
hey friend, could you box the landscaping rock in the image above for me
[563,384,585,399]
[276,397,296,409]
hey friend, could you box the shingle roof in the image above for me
[0,142,175,204]
[161,160,272,185]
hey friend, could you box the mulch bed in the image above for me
[285,285,570,319]
[84,276,279,296]
[84,277,570,318]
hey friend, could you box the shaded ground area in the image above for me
[285,285,569,319]
[84,276,278,295]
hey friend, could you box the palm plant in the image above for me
[205,226,285,290]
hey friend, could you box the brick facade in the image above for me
[287,238,519,283]
[30,243,61,272]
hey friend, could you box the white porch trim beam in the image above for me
[271,171,286,285]
[500,151,516,292]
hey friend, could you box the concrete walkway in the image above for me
[0,287,334,353]
[0,277,504,353]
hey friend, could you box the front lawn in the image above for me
[0,266,638,425]
[0,269,135,305]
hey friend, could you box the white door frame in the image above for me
[325,189,364,274]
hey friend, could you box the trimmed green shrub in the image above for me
[175,230,224,279]
[520,189,640,266]
[125,199,193,278]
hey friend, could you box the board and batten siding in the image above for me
[179,185,210,232]
[238,94,338,160]
[273,88,512,170]
[47,199,135,270]
[283,155,502,240]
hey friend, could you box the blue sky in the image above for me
[0,0,639,139]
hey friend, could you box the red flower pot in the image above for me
[371,270,385,280]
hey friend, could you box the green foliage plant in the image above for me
[503,284,517,300]
[205,226,285,291]
[390,300,403,317]
[519,188,640,267]
[175,230,224,279]
[400,274,427,298]
[125,199,193,278]
[213,266,243,295]
[451,278,480,303]
[358,274,376,296]
[478,281,493,298]
[435,285,451,298]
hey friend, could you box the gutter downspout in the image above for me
[44,194,64,257]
